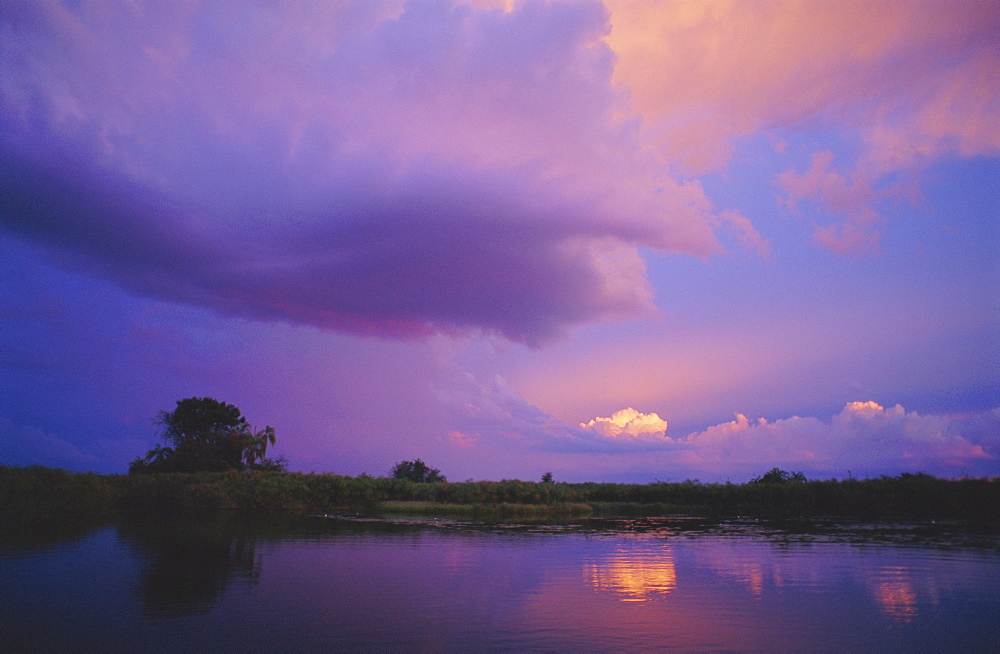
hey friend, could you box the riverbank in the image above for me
[2,465,998,524]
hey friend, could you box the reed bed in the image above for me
[375,500,594,518]
[2,465,997,524]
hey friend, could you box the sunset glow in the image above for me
[1,0,997,482]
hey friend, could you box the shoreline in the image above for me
[2,465,998,525]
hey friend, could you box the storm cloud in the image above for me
[1,0,722,344]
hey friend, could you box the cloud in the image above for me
[0,418,99,468]
[580,407,669,440]
[441,373,584,447]
[607,0,999,170]
[0,0,732,345]
[5,0,992,343]
[777,151,886,254]
[677,401,996,478]
[442,383,997,478]
[713,209,771,260]
[605,0,1000,249]
[441,373,683,454]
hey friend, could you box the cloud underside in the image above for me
[0,0,717,344]
[2,1,995,339]
[1,152,661,344]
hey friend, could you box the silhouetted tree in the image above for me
[750,467,807,484]
[391,459,446,483]
[541,472,554,484]
[130,397,285,473]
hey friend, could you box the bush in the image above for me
[750,468,807,484]
[390,459,446,483]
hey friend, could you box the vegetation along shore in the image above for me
[2,396,976,526]
[3,464,997,526]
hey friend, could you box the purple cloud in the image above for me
[0,0,723,345]
[0,418,99,467]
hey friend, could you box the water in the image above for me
[3,515,998,651]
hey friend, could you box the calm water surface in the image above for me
[3,515,998,651]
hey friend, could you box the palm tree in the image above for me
[145,443,174,465]
[244,426,277,468]
[129,443,174,473]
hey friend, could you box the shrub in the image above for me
[390,459,446,483]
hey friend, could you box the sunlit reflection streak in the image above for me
[745,566,765,597]
[586,547,676,602]
[873,566,918,623]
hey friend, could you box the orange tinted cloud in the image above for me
[604,0,999,252]
[605,0,999,172]
[580,407,669,439]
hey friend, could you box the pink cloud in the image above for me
[713,209,771,260]
[436,365,997,477]
[677,401,995,477]
[606,0,998,169]
[605,0,999,249]
[777,151,885,254]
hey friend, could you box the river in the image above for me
[3,514,998,651]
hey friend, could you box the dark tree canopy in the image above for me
[391,459,446,483]
[159,398,246,450]
[130,397,285,474]
[751,468,807,484]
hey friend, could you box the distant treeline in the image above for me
[2,465,998,525]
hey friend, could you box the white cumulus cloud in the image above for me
[580,407,669,440]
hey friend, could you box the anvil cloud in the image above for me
[1,0,997,481]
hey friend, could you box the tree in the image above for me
[130,397,286,473]
[245,426,276,467]
[391,459,446,483]
[541,472,554,484]
[750,467,807,484]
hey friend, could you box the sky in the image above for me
[1,0,998,483]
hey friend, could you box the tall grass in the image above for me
[375,501,594,518]
[0,465,119,522]
[2,465,997,523]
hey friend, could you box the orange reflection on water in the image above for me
[586,547,677,602]
[873,567,918,623]
[744,566,765,597]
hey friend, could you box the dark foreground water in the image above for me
[2,514,998,652]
